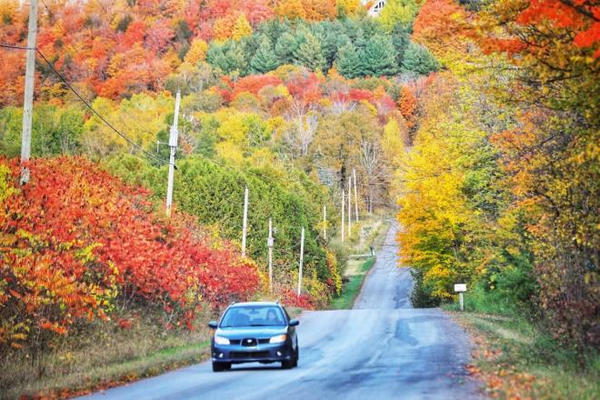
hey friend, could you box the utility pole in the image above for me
[297,227,304,296]
[322,205,327,240]
[20,0,39,185]
[347,179,352,238]
[242,186,249,257]
[353,168,359,222]
[267,218,274,293]
[341,189,345,243]
[165,90,181,217]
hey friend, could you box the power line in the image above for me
[1,43,170,167]
[0,43,35,50]
[35,49,169,166]
[39,0,56,20]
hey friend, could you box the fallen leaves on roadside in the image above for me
[452,312,544,400]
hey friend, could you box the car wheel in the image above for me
[281,359,294,369]
[212,361,229,372]
[293,346,299,367]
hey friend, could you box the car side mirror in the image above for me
[208,320,218,329]
[289,319,299,327]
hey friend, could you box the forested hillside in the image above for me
[0,0,428,313]
[1,0,598,397]
[1,2,431,393]
[396,0,599,355]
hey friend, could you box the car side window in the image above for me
[282,307,291,323]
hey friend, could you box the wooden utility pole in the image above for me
[241,186,249,257]
[341,190,345,243]
[297,227,304,296]
[322,205,327,240]
[347,179,352,238]
[353,168,359,222]
[165,90,181,217]
[267,218,274,293]
[20,0,39,184]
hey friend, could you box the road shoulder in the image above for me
[448,311,600,399]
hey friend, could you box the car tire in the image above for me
[282,346,299,369]
[212,361,230,372]
[293,346,299,367]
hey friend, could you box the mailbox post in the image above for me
[454,283,467,311]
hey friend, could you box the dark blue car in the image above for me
[208,301,300,372]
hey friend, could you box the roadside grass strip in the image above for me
[449,311,600,400]
[330,256,376,310]
[2,316,212,399]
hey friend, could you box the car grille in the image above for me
[241,338,257,346]
[230,351,270,359]
[227,338,270,346]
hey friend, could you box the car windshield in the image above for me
[220,306,286,327]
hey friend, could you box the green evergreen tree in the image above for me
[250,35,281,73]
[274,32,299,65]
[361,34,398,77]
[206,43,229,74]
[400,42,439,75]
[224,40,250,77]
[256,19,289,44]
[335,41,362,78]
[391,23,411,66]
[293,32,326,72]
[341,21,367,51]
[207,40,250,77]
[313,23,338,71]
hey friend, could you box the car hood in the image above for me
[216,326,287,339]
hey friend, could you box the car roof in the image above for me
[229,301,280,308]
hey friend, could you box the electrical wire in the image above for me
[35,49,170,166]
[0,43,35,50]
[39,0,56,20]
[1,43,171,167]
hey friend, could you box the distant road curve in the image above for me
[79,224,483,400]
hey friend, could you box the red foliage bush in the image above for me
[348,88,373,102]
[0,157,259,348]
[286,71,321,102]
[231,75,283,99]
[279,288,315,310]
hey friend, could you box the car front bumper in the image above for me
[211,342,294,364]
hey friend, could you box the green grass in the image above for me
[449,309,600,399]
[328,215,389,310]
[330,256,376,310]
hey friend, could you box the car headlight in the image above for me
[269,334,287,344]
[214,335,230,345]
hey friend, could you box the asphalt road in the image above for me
[80,224,482,400]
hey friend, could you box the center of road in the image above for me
[79,225,483,400]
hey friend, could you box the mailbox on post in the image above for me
[454,283,467,311]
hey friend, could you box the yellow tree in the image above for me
[274,0,307,20]
[82,93,173,156]
[232,14,253,41]
[378,0,419,32]
[336,0,360,17]
[184,39,208,64]
[213,15,236,41]
[396,72,492,302]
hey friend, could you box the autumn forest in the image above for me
[0,0,599,397]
